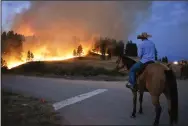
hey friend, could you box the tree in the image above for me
[30,52,34,61]
[125,41,137,56]
[77,44,83,57]
[107,48,112,60]
[99,38,108,60]
[155,47,158,60]
[118,40,125,57]
[1,31,24,61]
[26,50,34,61]
[73,49,77,56]
[27,50,31,61]
[165,56,168,63]
[161,56,168,63]
[1,57,7,68]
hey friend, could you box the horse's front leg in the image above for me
[131,90,137,118]
[138,92,144,114]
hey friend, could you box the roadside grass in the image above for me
[2,90,62,126]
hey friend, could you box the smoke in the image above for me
[11,1,152,56]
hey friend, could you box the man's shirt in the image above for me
[137,39,156,63]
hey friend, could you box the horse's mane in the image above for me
[121,55,137,70]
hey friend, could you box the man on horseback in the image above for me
[126,32,156,90]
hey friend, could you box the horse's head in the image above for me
[115,56,122,70]
[116,55,137,70]
[122,55,137,70]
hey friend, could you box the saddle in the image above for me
[137,61,155,76]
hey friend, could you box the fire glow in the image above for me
[6,49,108,69]
[90,50,109,56]
[6,51,86,69]
[6,46,110,69]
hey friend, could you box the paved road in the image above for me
[2,75,188,125]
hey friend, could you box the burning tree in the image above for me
[1,57,8,72]
[26,50,34,61]
[77,44,83,57]
[30,52,34,60]
[73,49,77,56]
[1,31,24,61]
[100,38,107,60]
[1,57,7,68]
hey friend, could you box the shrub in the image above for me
[1,66,8,73]
[181,64,188,79]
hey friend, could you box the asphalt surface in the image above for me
[2,75,188,125]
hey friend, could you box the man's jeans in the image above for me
[128,61,143,87]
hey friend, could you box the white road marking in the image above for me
[53,89,108,111]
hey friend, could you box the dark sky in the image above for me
[2,1,188,61]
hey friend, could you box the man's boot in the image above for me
[126,82,136,91]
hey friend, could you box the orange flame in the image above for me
[4,25,102,69]
[6,48,88,69]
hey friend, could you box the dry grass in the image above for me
[2,90,62,126]
[44,55,118,70]
[7,55,126,77]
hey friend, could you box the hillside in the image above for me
[5,55,127,78]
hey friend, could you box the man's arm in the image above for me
[137,43,143,58]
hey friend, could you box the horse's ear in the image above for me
[167,63,172,69]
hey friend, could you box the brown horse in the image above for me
[116,55,178,126]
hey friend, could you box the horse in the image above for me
[116,55,178,126]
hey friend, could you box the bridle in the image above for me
[116,56,124,70]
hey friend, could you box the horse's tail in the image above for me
[165,69,178,124]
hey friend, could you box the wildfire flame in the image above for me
[4,27,107,69]
[90,50,109,56]
[6,50,88,69]
[6,49,109,69]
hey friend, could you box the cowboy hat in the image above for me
[137,32,152,39]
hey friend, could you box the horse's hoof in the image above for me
[138,110,143,114]
[153,121,159,126]
[130,114,136,118]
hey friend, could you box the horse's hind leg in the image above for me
[151,95,162,126]
[131,90,137,118]
[138,92,144,114]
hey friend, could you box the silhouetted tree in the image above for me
[27,50,31,61]
[161,56,168,63]
[77,45,83,57]
[125,40,137,56]
[117,40,124,57]
[107,48,112,60]
[26,50,34,61]
[165,56,168,63]
[30,52,34,61]
[155,47,158,60]
[73,49,77,56]
[100,38,107,60]
[1,57,8,72]
[158,58,162,62]
[1,57,7,68]
[1,31,24,61]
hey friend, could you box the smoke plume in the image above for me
[11,1,152,57]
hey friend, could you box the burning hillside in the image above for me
[2,34,90,69]
[2,1,152,69]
